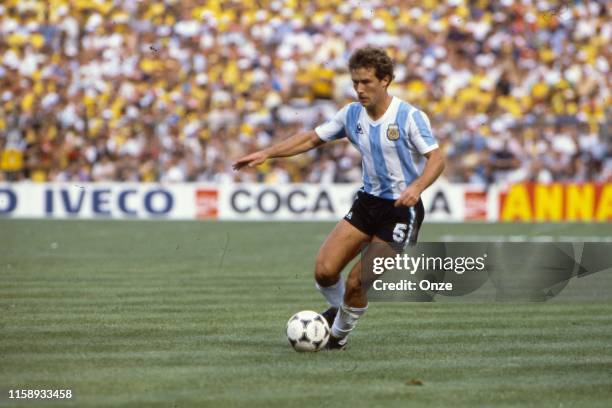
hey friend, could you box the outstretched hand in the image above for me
[232,151,269,171]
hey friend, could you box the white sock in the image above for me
[316,278,345,308]
[331,303,368,340]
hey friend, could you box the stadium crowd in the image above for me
[0,0,610,186]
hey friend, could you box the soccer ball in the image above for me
[286,310,330,352]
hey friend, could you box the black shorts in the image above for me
[344,190,425,247]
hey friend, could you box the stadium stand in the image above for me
[0,0,609,185]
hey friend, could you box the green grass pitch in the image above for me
[1,220,611,407]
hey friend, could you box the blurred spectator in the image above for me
[91,153,116,181]
[0,0,609,185]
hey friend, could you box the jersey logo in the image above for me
[387,124,400,141]
[356,123,364,135]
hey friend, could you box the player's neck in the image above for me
[366,94,393,121]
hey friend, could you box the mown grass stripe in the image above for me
[1,219,611,408]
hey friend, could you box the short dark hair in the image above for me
[348,47,394,84]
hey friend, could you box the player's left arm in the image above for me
[394,148,445,207]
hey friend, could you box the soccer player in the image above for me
[233,47,445,349]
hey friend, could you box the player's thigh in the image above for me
[346,235,397,289]
[316,219,371,277]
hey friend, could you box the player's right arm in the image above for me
[232,130,324,170]
[233,104,350,171]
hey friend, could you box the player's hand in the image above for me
[232,151,269,171]
[394,184,422,207]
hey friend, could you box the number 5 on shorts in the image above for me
[392,223,408,243]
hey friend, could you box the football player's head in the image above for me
[349,47,395,109]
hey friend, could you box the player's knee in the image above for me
[314,257,339,287]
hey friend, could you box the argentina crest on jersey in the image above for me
[386,123,400,141]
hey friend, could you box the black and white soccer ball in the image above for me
[286,310,330,352]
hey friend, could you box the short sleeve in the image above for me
[315,105,350,142]
[408,109,439,154]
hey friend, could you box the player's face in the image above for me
[351,67,389,109]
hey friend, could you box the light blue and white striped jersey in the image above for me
[315,97,439,200]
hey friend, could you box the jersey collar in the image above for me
[363,96,398,126]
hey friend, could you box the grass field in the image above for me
[1,220,612,407]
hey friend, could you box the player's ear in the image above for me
[381,74,392,89]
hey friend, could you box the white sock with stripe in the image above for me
[331,303,368,342]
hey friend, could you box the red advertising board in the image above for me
[464,191,487,220]
[196,189,219,219]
